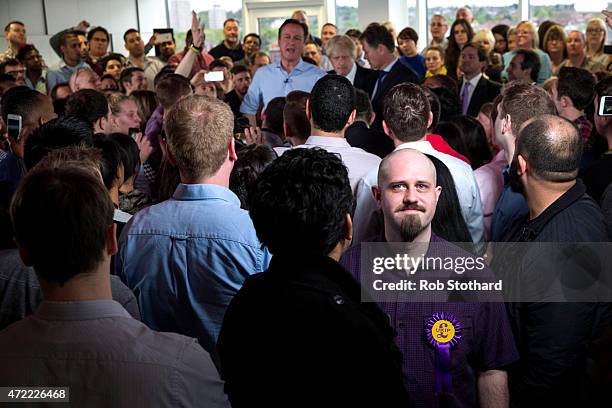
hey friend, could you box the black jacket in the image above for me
[345,121,394,158]
[328,64,378,97]
[459,76,502,117]
[217,253,412,407]
[492,180,612,407]
[371,61,419,131]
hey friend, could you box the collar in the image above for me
[276,58,309,75]
[172,183,241,206]
[394,140,435,154]
[36,300,131,321]
[464,72,482,88]
[58,60,87,70]
[381,57,399,73]
[346,62,357,83]
[304,135,351,148]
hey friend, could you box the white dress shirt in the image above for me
[345,62,357,85]
[289,136,381,192]
[352,140,485,244]
[460,72,482,111]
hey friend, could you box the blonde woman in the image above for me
[473,29,503,77]
[502,21,553,84]
[424,46,447,77]
[585,18,608,66]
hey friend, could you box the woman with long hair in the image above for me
[585,18,608,66]
[543,25,567,74]
[445,19,474,80]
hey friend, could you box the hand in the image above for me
[603,10,612,29]
[74,20,90,32]
[135,132,153,163]
[244,127,264,145]
[191,10,205,48]
[147,33,157,47]
[190,70,207,86]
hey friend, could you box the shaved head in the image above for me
[378,148,437,187]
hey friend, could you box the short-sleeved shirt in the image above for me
[340,235,519,408]
[240,58,326,115]
[46,60,91,94]
[209,42,245,62]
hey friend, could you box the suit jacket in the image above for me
[461,76,502,117]
[328,64,378,97]
[345,121,394,158]
[371,60,420,131]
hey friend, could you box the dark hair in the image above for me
[119,67,144,87]
[422,87,441,130]
[556,67,596,111]
[249,148,352,255]
[423,73,458,94]
[24,115,94,171]
[65,89,109,127]
[154,65,176,87]
[283,91,310,143]
[309,75,355,132]
[209,59,229,71]
[98,53,125,71]
[123,28,139,42]
[354,88,373,123]
[243,33,261,45]
[360,23,395,53]
[223,18,239,27]
[491,24,509,46]
[446,19,474,78]
[87,26,110,43]
[278,19,308,40]
[249,51,270,65]
[345,28,362,39]
[1,86,42,126]
[93,134,123,189]
[425,154,472,242]
[462,42,487,62]
[130,90,158,130]
[100,74,119,90]
[10,166,114,284]
[0,58,21,74]
[230,64,250,76]
[52,98,67,116]
[451,115,492,169]
[155,73,191,110]
[50,82,70,101]
[514,49,541,82]
[537,20,557,51]
[434,121,470,159]
[229,144,277,210]
[398,27,418,43]
[595,76,612,100]
[4,21,24,32]
[383,83,430,142]
[109,133,140,181]
[264,97,286,136]
[0,73,15,84]
[59,31,79,47]
[15,44,38,64]
[516,114,581,182]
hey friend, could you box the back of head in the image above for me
[309,74,355,132]
[164,95,234,181]
[500,81,556,136]
[24,115,94,171]
[359,23,395,52]
[595,76,612,101]
[283,91,310,143]
[556,67,596,111]
[263,97,286,136]
[452,115,492,168]
[109,133,140,181]
[10,165,114,284]
[354,88,374,123]
[516,114,581,182]
[229,144,277,210]
[155,73,191,110]
[249,147,352,255]
[65,89,109,127]
[421,87,441,130]
[434,121,469,158]
[106,91,129,115]
[93,134,123,190]
[1,86,45,128]
[383,83,430,142]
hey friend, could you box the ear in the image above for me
[343,213,353,243]
[560,95,572,109]
[228,137,238,162]
[283,121,290,138]
[369,111,376,126]
[345,109,356,128]
[106,223,118,256]
[15,239,34,266]
[502,114,512,136]
[427,111,433,129]
[305,98,312,120]
[434,185,442,204]
[382,120,394,140]
[517,154,528,175]
[165,144,178,166]
[372,185,382,207]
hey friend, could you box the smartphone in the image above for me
[128,127,140,140]
[204,71,224,82]
[598,96,612,116]
[6,114,22,140]
[155,32,173,43]
[604,45,612,55]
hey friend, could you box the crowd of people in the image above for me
[1,5,612,407]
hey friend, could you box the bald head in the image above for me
[517,114,581,182]
[378,148,437,187]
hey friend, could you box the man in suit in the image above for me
[459,43,501,117]
[359,23,419,131]
[326,35,378,97]
[345,88,394,158]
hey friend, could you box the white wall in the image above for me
[0,0,169,67]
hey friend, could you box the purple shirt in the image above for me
[340,235,518,408]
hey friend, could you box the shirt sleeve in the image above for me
[473,302,519,371]
[240,69,263,115]
[352,172,380,245]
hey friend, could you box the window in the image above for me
[529,1,611,32]
[336,0,359,34]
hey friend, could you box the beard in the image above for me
[400,214,425,242]
[508,158,524,195]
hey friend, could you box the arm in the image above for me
[175,11,204,78]
[478,369,508,408]
[244,114,257,128]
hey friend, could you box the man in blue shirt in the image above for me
[46,31,91,92]
[491,82,556,241]
[240,18,325,127]
[116,95,271,358]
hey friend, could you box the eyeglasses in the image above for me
[587,28,604,34]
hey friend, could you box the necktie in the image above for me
[461,82,471,115]
[373,70,388,99]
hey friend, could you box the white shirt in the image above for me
[352,140,484,244]
[345,62,357,85]
[460,73,482,110]
[289,136,381,192]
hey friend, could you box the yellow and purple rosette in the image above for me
[426,312,462,395]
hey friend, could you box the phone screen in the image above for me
[599,96,612,116]
[6,114,22,140]
[204,71,224,82]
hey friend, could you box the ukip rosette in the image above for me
[426,312,462,395]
